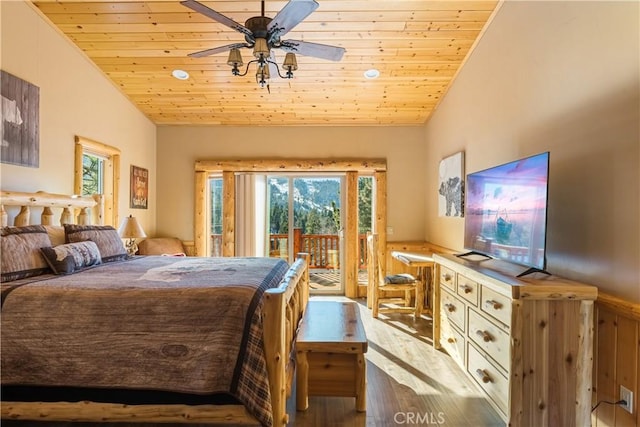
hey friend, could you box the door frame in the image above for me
[194,158,387,298]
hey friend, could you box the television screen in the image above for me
[463,152,550,271]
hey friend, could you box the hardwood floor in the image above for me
[289,296,503,426]
[2,296,504,427]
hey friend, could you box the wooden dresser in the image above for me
[433,253,597,427]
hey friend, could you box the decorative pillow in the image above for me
[44,225,65,246]
[384,273,416,284]
[64,224,128,263]
[40,241,102,275]
[1,225,53,282]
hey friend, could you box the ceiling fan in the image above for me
[181,0,346,87]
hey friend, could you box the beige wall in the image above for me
[156,126,426,241]
[424,1,639,302]
[0,1,157,233]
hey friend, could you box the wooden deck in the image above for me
[3,297,503,426]
[309,269,368,292]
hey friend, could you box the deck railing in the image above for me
[210,231,368,269]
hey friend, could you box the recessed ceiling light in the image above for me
[364,68,380,79]
[172,69,190,80]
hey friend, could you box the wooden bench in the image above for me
[296,300,368,412]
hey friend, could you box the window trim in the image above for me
[74,135,121,227]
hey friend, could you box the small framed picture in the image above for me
[130,165,148,209]
[438,151,464,217]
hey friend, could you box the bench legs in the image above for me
[355,353,366,412]
[296,352,309,411]
[296,351,366,412]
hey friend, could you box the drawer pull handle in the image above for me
[475,330,493,342]
[444,303,456,312]
[475,368,493,384]
[447,337,456,344]
[461,285,473,294]
[485,299,503,310]
[443,274,452,282]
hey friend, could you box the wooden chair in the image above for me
[366,233,421,319]
[137,237,187,256]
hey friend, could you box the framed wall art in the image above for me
[438,151,464,217]
[1,70,40,167]
[130,165,148,209]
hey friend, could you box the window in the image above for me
[82,153,105,195]
[74,136,121,227]
[209,176,223,257]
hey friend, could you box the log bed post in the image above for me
[262,253,309,427]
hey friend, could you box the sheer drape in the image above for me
[235,173,267,257]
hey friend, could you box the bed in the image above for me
[0,190,309,426]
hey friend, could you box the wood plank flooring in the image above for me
[2,296,504,427]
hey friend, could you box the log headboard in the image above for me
[0,190,104,227]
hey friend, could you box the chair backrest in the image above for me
[138,237,186,255]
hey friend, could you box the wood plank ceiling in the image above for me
[32,0,499,126]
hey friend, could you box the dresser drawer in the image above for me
[468,309,510,370]
[480,286,512,326]
[441,316,465,367]
[467,343,509,417]
[440,288,466,332]
[456,275,479,306]
[439,266,456,291]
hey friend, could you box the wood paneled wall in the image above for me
[592,293,640,427]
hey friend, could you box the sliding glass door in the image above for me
[267,174,344,294]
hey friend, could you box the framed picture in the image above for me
[130,165,148,209]
[438,151,464,217]
[1,70,40,167]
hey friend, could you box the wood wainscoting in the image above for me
[592,292,640,427]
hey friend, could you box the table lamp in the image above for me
[118,215,147,255]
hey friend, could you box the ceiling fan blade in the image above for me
[267,0,319,43]
[181,0,253,39]
[279,40,345,61]
[188,42,250,58]
[267,51,280,77]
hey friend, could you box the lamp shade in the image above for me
[118,215,147,239]
[256,63,270,86]
[253,38,269,59]
[227,48,243,66]
[283,53,298,71]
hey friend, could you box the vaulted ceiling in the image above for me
[32,0,500,126]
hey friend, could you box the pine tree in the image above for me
[358,177,372,233]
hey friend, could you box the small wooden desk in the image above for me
[390,251,435,315]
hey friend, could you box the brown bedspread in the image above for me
[1,256,289,427]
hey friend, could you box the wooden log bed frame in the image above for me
[0,190,310,426]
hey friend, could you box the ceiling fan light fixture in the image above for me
[171,69,190,80]
[364,68,380,79]
[256,63,270,87]
[180,0,345,88]
[283,53,298,71]
[227,48,243,67]
[253,38,270,59]
[227,48,244,75]
[282,52,298,78]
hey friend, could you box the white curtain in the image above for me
[235,173,267,257]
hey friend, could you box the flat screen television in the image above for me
[462,152,550,276]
